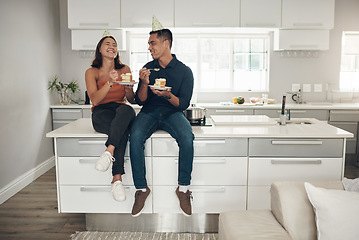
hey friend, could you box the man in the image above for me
[129,18,194,217]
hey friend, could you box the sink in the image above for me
[277,119,313,125]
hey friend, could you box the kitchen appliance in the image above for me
[184,104,206,123]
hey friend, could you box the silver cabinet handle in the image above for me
[175,159,226,164]
[271,160,322,165]
[79,22,109,26]
[331,111,359,115]
[80,186,130,192]
[53,109,81,113]
[271,140,323,145]
[78,158,97,164]
[289,45,318,48]
[78,140,106,145]
[191,187,225,193]
[293,23,323,27]
[194,139,226,144]
[216,110,245,113]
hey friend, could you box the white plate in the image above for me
[148,85,172,90]
[116,81,138,85]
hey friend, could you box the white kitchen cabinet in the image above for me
[71,29,125,51]
[274,29,330,51]
[67,0,121,29]
[206,108,254,117]
[282,0,335,29]
[174,0,240,27]
[121,0,174,28]
[329,110,359,155]
[56,137,151,213]
[247,138,344,210]
[151,137,248,213]
[153,186,246,213]
[241,0,281,28]
[289,109,329,121]
[52,108,89,129]
[254,109,282,118]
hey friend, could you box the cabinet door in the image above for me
[68,0,121,29]
[289,109,329,121]
[254,109,281,118]
[282,0,334,29]
[152,186,246,213]
[248,157,343,185]
[274,29,330,51]
[152,157,247,186]
[174,0,240,27]
[241,0,281,28]
[71,29,125,51]
[121,0,174,28]
[59,185,152,213]
[207,108,254,116]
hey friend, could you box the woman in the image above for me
[85,35,136,202]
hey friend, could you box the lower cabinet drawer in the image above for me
[248,157,343,185]
[52,108,82,120]
[152,157,247,185]
[152,138,248,157]
[152,186,246,213]
[249,138,343,157]
[58,157,152,186]
[247,186,271,210]
[57,138,151,157]
[59,185,152,213]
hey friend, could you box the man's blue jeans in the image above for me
[129,108,194,189]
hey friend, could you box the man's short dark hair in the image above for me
[150,29,173,49]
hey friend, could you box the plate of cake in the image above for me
[117,73,137,85]
[149,78,171,90]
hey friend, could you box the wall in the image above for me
[0,0,60,201]
[58,0,359,105]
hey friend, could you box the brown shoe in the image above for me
[175,187,193,216]
[131,187,150,217]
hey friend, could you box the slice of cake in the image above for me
[154,78,166,88]
[121,73,132,82]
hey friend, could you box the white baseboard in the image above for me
[0,156,55,205]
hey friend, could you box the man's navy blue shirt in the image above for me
[135,54,194,115]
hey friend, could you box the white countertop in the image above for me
[46,118,353,139]
[197,102,359,110]
[50,102,359,110]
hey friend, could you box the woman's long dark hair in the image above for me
[91,36,125,69]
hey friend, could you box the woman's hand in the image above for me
[109,69,118,84]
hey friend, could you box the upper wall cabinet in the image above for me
[71,30,125,51]
[241,0,281,28]
[282,0,335,29]
[68,0,121,29]
[274,29,330,51]
[174,0,240,27]
[121,0,174,28]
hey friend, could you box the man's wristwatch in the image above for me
[164,94,172,100]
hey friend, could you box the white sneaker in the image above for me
[95,151,115,172]
[112,180,126,202]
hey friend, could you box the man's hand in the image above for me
[139,68,151,85]
[150,87,172,99]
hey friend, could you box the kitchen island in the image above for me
[46,117,353,232]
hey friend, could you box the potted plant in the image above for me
[48,75,80,105]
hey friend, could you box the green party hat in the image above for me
[152,15,164,31]
[102,29,111,37]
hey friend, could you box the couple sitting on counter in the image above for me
[85,17,194,217]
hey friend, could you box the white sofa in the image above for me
[218,181,344,240]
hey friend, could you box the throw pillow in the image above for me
[304,182,359,240]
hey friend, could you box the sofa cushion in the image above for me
[219,210,291,240]
[271,181,343,240]
[305,182,359,240]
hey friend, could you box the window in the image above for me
[130,32,269,92]
[340,32,359,90]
